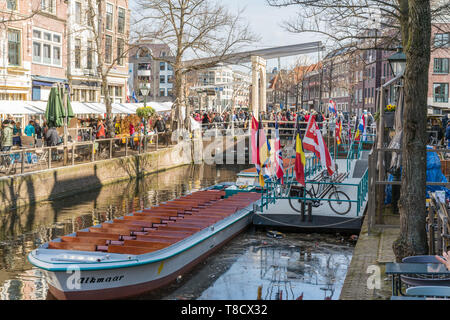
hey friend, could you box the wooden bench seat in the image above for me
[48,241,97,252]
[107,245,156,255]
[76,231,121,240]
[61,236,109,246]
[124,240,170,250]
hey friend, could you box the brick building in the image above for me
[128,42,174,102]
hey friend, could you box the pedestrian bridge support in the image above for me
[251,56,267,117]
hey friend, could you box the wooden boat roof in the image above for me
[47,190,261,256]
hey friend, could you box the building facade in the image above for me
[67,0,130,104]
[428,23,450,110]
[128,42,174,103]
[0,1,34,101]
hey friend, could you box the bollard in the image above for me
[301,199,306,222]
[308,202,313,222]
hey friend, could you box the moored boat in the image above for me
[28,187,261,300]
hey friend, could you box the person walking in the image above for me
[1,120,14,152]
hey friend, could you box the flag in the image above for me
[294,118,306,186]
[328,100,337,116]
[251,116,259,165]
[336,119,342,145]
[303,116,335,176]
[274,120,284,184]
[132,90,138,103]
[126,85,131,103]
[256,118,270,187]
[355,114,365,141]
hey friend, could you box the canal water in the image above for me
[0,164,355,300]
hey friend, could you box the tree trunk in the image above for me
[173,65,184,131]
[393,0,431,261]
[102,76,114,138]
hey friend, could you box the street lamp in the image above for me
[140,85,150,140]
[388,46,407,77]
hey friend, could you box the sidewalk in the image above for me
[340,214,400,300]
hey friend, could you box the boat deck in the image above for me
[47,190,261,256]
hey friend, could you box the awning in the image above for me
[0,101,173,115]
[32,76,68,87]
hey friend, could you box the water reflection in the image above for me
[197,238,352,300]
[0,164,248,300]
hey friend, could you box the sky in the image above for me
[130,0,326,72]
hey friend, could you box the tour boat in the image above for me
[28,188,261,300]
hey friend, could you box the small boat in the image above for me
[28,187,261,300]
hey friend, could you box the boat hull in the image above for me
[43,213,253,300]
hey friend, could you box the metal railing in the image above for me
[427,192,450,255]
[0,132,171,178]
[367,147,450,234]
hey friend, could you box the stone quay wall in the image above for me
[0,141,197,212]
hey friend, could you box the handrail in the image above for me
[0,133,168,177]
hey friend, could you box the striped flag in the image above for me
[274,120,284,184]
[294,118,306,186]
[303,116,335,176]
[328,100,337,116]
[251,116,259,165]
[256,118,270,187]
[336,119,342,145]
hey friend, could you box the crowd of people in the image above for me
[191,108,375,137]
[0,112,173,153]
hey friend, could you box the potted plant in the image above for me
[384,104,396,128]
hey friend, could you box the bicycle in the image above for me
[288,170,351,215]
[0,151,17,175]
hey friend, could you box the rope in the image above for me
[254,212,363,229]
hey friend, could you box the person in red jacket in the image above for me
[96,119,106,139]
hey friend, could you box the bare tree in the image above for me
[83,0,137,137]
[133,0,259,130]
[268,0,449,260]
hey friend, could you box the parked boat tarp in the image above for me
[385,146,450,204]
[0,101,173,115]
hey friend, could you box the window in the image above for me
[115,86,122,97]
[160,62,165,71]
[43,44,51,64]
[105,35,112,64]
[8,29,20,66]
[434,58,449,74]
[167,64,173,71]
[434,33,449,48]
[160,75,166,84]
[75,39,81,69]
[87,41,93,70]
[117,38,124,66]
[33,28,62,66]
[434,83,449,103]
[33,42,41,63]
[160,89,166,96]
[7,0,17,10]
[118,8,125,34]
[42,0,56,14]
[75,2,82,24]
[53,47,61,65]
[106,4,113,31]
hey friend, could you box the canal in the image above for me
[0,164,355,300]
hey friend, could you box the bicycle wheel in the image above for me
[289,189,314,213]
[328,190,351,215]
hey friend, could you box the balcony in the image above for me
[138,70,151,77]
